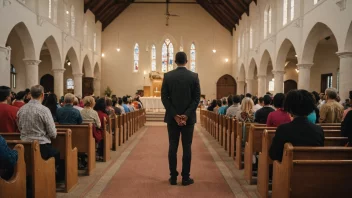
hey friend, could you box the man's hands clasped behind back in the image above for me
[174,115,188,126]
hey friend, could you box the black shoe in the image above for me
[182,178,194,186]
[169,177,177,185]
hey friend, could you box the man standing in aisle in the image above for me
[161,52,201,186]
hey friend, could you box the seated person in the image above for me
[0,135,18,180]
[0,86,19,132]
[94,98,109,161]
[105,97,116,115]
[218,99,228,115]
[44,93,59,122]
[12,91,26,108]
[73,97,83,111]
[213,99,221,114]
[17,85,63,181]
[254,95,274,124]
[319,87,344,123]
[122,96,130,113]
[269,90,324,162]
[56,93,83,125]
[127,97,135,112]
[252,96,263,112]
[112,98,122,116]
[342,110,352,146]
[266,93,291,127]
[226,95,241,118]
[207,100,216,112]
[236,97,254,123]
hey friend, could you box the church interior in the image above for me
[0,0,352,197]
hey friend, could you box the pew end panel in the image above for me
[0,144,26,198]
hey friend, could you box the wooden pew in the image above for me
[123,114,127,143]
[1,131,78,193]
[257,129,346,198]
[0,144,26,198]
[103,118,111,162]
[6,140,56,198]
[230,118,237,159]
[56,124,96,175]
[226,117,232,156]
[110,115,118,150]
[234,122,251,169]
[222,116,227,148]
[272,143,352,198]
[215,114,219,141]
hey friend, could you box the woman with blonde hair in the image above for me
[236,97,255,123]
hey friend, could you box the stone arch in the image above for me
[6,22,36,60]
[65,47,80,74]
[160,33,178,48]
[301,22,338,64]
[82,55,93,77]
[259,50,273,76]
[247,58,258,79]
[345,21,352,52]
[41,36,62,70]
[238,64,246,81]
[94,62,100,78]
[216,74,237,99]
[276,39,297,71]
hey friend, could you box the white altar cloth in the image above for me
[140,97,164,110]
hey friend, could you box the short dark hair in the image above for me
[16,91,26,100]
[245,93,252,98]
[227,95,233,106]
[122,96,128,104]
[273,93,285,108]
[252,96,258,105]
[258,97,264,104]
[284,89,315,117]
[175,52,188,65]
[216,99,222,107]
[94,98,107,113]
[263,95,272,105]
[0,86,11,101]
[349,90,352,100]
[232,95,241,104]
[31,85,44,99]
[222,99,227,105]
[118,97,123,105]
[311,91,320,105]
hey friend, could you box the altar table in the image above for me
[140,97,164,110]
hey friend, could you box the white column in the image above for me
[23,59,41,88]
[0,46,11,86]
[273,70,285,94]
[237,80,245,95]
[94,77,101,96]
[52,68,65,97]
[246,78,254,95]
[297,63,313,91]
[257,75,267,97]
[73,73,83,98]
[336,52,352,101]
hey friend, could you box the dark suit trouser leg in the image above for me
[180,124,194,179]
[168,124,181,178]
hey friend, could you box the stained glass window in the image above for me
[71,5,75,36]
[190,43,196,72]
[151,45,156,71]
[67,78,74,89]
[133,43,139,72]
[161,39,174,72]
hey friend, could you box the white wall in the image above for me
[101,4,233,99]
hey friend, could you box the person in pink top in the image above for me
[266,93,291,127]
[342,91,352,121]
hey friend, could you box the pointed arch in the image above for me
[6,22,36,59]
[247,58,258,79]
[276,38,297,71]
[301,22,338,64]
[83,55,93,77]
[238,64,246,81]
[94,62,100,78]
[345,21,352,51]
[259,50,273,76]
[65,47,80,74]
[41,35,62,70]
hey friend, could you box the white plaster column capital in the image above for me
[336,51,352,58]
[52,68,66,74]
[73,73,84,78]
[272,70,285,76]
[23,59,41,66]
[297,63,313,70]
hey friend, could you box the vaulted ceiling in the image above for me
[84,0,256,33]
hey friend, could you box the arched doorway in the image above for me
[40,74,54,93]
[284,80,297,94]
[216,74,237,99]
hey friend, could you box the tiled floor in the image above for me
[57,123,259,198]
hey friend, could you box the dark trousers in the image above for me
[167,124,194,179]
[39,144,65,180]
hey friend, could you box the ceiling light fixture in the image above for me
[102,53,105,57]
[116,48,120,52]
[66,11,69,14]
[67,61,71,66]
[212,49,217,53]
[225,58,229,62]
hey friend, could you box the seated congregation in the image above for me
[0,85,146,198]
[200,88,352,197]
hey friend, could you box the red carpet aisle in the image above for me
[99,126,236,198]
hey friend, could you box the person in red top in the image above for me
[0,86,19,132]
[12,91,26,108]
[94,98,108,161]
[266,93,291,127]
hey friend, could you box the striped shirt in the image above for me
[17,99,57,144]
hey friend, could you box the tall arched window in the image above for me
[249,26,253,49]
[70,5,75,36]
[64,4,70,33]
[49,0,52,19]
[268,7,272,34]
[10,65,16,89]
[238,38,241,57]
[264,6,272,38]
[133,43,139,72]
[83,21,88,47]
[49,0,58,24]
[314,0,320,4]
[290,0,295,21]
[93,33,97,52]
[151,45,156,71]
[242,34,244,52]
[283,0,288,25]
[67,78,74,89]
[190,43,196,72]
[161,39,174,72]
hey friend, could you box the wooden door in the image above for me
[40,74,54,93]
[284,80,297,94]
[83,77,94,97]
[216,74,237,99]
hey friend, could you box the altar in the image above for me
[140,97,165,111]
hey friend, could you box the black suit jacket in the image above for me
[161,67,200,125]
[269,117,324,161]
